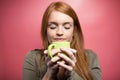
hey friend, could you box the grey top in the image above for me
[23,49,101,80]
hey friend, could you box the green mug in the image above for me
[48,41,70,58]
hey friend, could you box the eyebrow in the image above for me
[63,22,73,25]
[48,22,58,25]
[48,22,73,25]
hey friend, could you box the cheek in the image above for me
[47,30,54,37]
[66,30,74,41]
[69,33,73,41]
[69,29,74,36]
[47,29,54,42]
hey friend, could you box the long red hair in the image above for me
[41,1,93,80]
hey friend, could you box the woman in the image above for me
[23,1,101,80]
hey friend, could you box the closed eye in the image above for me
[48,23,57,29]
[64,23,73,29]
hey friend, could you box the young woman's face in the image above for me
[47,11,74,43]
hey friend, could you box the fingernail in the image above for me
[51,58,54,62]
[60,48,65,50]
[74,50,77,53]
[57,62,60,64]
[44,50,47,54]
[73,49,77,53]
[58,53,61,56]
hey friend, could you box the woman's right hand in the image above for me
[43,49,62,79]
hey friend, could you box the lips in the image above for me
[54,38,66,41]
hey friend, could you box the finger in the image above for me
[44,49,61,59]
[44,50,48,58]
[51,55,61,62]
[47,56,61,67]
[61,48,77,54]
[51,49,61,56]
[57,61,73,71]
[51,63,59,70]
[47,60,54,67]
[44,50,48,54]
[45,56,50,63]
[60,48,76,62]
[58,53,76,67]
[70,48,77,54]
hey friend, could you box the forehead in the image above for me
[48,11,73,23]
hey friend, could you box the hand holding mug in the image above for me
[47,41,77,71]
[44,41,76,78]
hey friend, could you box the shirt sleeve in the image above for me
[23,51,38,80]
[88,50,102,80]
[67,71,83,80]
[67,50,102,80]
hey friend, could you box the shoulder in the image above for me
[85,49,98,59]
[24,49,44,60]
[85,49,100,68]
[23,49,45,78]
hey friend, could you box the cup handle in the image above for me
[48,44,55,58]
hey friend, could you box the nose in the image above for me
[56,26,63,36]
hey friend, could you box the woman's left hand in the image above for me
[57,48,77,71]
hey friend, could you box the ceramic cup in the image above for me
[48,41,70,58]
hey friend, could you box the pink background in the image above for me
[0,0,120,80]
